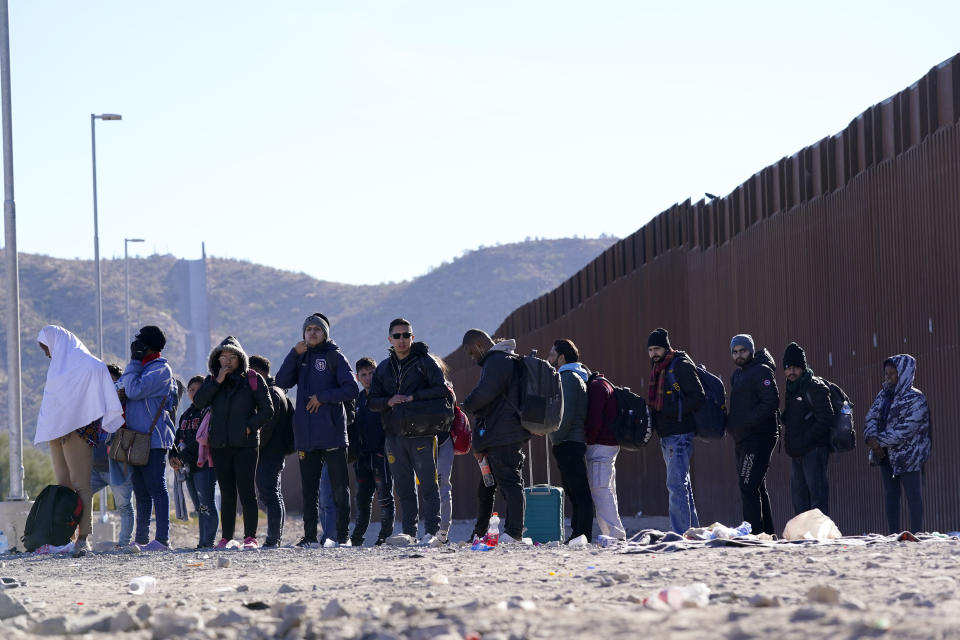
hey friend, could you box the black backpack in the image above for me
[811,377,855,452]
[588,372,652,450]
[22,485,83,552]
[511,350,564,435]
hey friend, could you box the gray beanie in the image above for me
[303,313,330,340]
[730,334,755,353]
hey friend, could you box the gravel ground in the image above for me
[0,515,958,639]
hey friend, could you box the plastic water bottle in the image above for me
[128,576,157,595]
[841,401,852,415]
[478,456,495,487]
[0,529,8,554]
[486,512,500,546]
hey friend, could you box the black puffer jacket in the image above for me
[193,337,274,449]
[782,376,833,457]
[368,342,450,436]
[650,351,706,438]
[172,404,205,472]
[727,348,780,443]
[462,340,529,451]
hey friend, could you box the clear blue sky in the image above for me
[2,1,958,284]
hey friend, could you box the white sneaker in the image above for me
[500,533,533,545]
[419,533,442,547]
[322,539,339,548]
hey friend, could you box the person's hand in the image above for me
[130,339,148,361]
[169,456,181,471]
[472,450,484,462]
[306,395,322,413]
[294,341,308,355]
[246,427,252,436]
[387,394,410,407]
[216,366,230,384]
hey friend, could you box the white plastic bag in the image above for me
[782,508,842,540]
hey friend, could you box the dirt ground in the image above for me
[0,515,959,639]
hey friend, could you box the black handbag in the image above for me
[394,396,455,438]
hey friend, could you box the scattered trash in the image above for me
[747,594,782,608]
[567,535,588,548]
[643,583,710,610]
[0,577,21,589]
[243,601,270,610]
[185,563,203,568]
[596,535,619,548]
[470,540,493,552]
[128,576,157,595]
[429,573,449,585]
[278,584,300,594]
[783,509,841,541]
[897,531,920,542]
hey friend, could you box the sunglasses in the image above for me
[391,332,412,339]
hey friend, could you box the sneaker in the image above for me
[122,543,142,554]
[216,538,240,550]
[72,539,92,558]
[437,530,449,544]
[295,537,319,549]
[374,537,387,546]
[340,539,352,547]
[322,539,339,548]
[261,538,280,549]
[419,533,443,547]
[241,537,259,550]
[350,538,364,548]
[141,540,171,552]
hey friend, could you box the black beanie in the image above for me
[783,342,807,369]
[647,328,671,350]
[136,325,166,352]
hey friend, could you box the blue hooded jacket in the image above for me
[275,340,357,451]
[118,356,177,449]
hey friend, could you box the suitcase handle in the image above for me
[526,436,552,488]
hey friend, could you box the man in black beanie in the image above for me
[275,313,357,547]
[781,342,834,516]
[646,328,705,533]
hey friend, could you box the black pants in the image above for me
[553,441,594,540]
[790,446,829,516]
[210,446,259,540]
[351,452,395,544]
[477,443,526,539]
[880,459,924,533]
[385,434,440,537]
[735,434,776,535]
[299,448,351,543]
[255,451,286,544]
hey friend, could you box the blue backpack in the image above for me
[665,358,727,441]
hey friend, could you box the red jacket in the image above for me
[585,375,618,446]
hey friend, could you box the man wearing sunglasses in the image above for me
[276,313,358,547]
[368,318,450,547]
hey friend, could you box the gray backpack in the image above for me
[511,350,564,435]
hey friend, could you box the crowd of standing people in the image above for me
[31,316,933,556]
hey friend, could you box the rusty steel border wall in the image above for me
[446,54,960,535]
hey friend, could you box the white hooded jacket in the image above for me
[34,325,124,444]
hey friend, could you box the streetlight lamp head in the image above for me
[127,238,145,243]
[95,114,122,121]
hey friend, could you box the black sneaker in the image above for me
[350,538,364,548]
[374,537,386,546]
[295,537,319,548]
[262,538,280,548]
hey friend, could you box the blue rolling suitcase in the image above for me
[523,438,564,543]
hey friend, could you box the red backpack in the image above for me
[450,406,472,455]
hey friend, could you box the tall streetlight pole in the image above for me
[1,0,25,500]
[124,238,144,348]
[91,113,122,360]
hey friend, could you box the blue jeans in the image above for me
[255,455,286,544]
[130,448,170,545]
[437,437,454,534]
[185,467,219,547]
[319,464,337,543]
[90,462,134,546]
[660,433,699,534]
[790,446,830,516]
